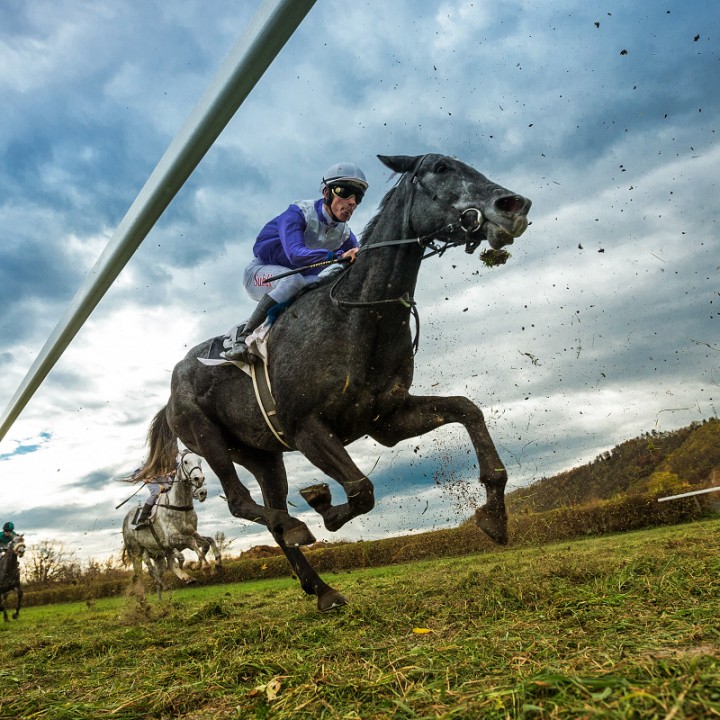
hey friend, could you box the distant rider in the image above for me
[0,521,19,554]
[134,473,174,529]
[223,162,368,362]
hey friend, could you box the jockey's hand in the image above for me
[339,247,359,264]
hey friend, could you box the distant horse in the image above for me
[172,532,223,576]
[122,451,218,596]
[169,483,223,575]
[141,153,532,610]
[0,536,26,621]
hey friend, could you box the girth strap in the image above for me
[251,360,292,449]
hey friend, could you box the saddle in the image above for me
[130,504,157,528]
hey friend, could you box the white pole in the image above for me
[0,0,316,442]
[658,486,720,502]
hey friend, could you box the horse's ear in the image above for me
[377,154,420,175]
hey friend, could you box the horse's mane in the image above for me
[360,172,409,246]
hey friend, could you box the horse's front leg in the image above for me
[257,456,347,611]
[13,587,22,620]
[194,534,222,574]
[370,393,509,545]
[165,544,196,584]
[1,593,8,622]
[173,548,186,571]
[294,416,375,533]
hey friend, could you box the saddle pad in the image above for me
[197,320,271,377]
[204,335,227,361]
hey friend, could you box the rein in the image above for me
[157,450,204,513]
[329,155,487,354]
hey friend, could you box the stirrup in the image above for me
[223,339,250,362]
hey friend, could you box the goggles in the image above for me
[330,184,365,204]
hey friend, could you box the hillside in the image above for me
[507,417,720,513]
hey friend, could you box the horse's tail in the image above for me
[138,406,178,481]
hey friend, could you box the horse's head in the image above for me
[377,153,531,251]
[176,451,206,492]
[11,537,25,558]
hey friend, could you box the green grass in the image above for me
[3,519,720,719]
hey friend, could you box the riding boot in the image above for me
[224,295,278,362]
[135,501,154,528]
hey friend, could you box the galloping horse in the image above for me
[141,153,532,610]
[122,451,220,595]
[0,536,26,621]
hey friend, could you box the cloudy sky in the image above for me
[1,0,717,566]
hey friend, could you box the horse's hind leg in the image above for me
[371,393,509,545]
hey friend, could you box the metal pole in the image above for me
[657,486,720,502]
[0,0,316,442]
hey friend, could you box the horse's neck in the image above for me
[353,217,424,301]
[0,552,15,576]
[165,481,192,506]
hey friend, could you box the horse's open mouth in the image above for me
[485,224,515,249]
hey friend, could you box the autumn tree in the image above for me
[24,540,79,585]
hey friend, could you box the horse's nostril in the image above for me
[496,195,527,214]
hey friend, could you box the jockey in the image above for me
[224,162,368,362]
[135,474,174,529]
[0,521,19,554]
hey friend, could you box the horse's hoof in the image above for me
[475,505,508,545]
[283,524,316,547]
[317,589,347,612]
[300,483,332,512]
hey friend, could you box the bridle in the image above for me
[329,155,488,353]
[160,451,205,513]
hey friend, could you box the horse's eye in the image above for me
[435,162,449,174]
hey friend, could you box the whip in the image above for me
[115,480,145,510]
[263,255,351,283]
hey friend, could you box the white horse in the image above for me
[122,451,221,596]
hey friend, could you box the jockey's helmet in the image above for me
[320,163,368,194]
[3,521,14,532]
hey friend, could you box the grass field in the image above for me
[2,519,720,719]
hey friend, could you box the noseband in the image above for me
[158,452,205,513]
[177,451,204,489]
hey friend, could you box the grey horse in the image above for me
[140,153,532,610]
[122,451,219,596]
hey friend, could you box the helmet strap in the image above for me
[323,188,343,223]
